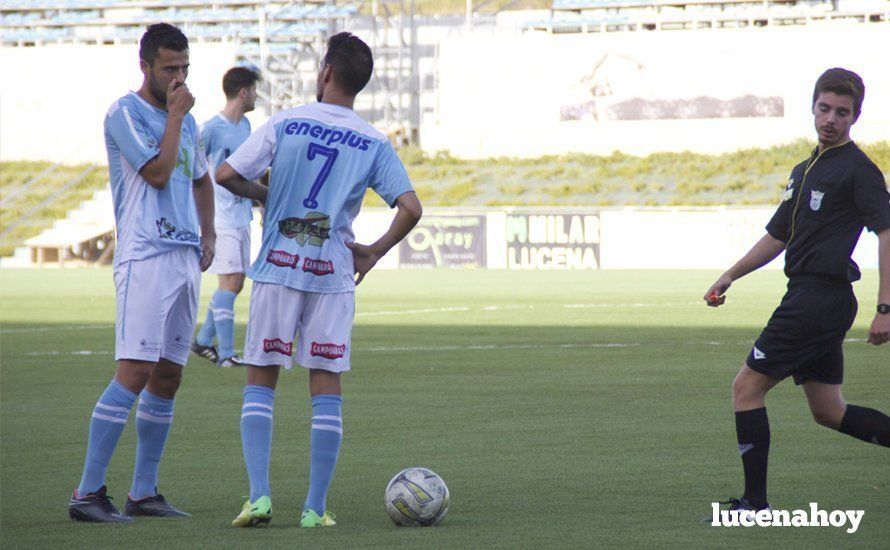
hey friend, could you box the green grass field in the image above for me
[1,269,888,549]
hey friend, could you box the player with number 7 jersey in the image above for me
[226,103,411,292]
[214,32,422,529]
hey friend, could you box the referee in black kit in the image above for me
[704,68,890,513]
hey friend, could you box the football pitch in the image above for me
[1,268,887,548]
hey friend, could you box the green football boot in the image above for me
[231,496,272,527]
[300,509,336,528]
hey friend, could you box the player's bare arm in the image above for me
[868,227,890,345]
[215,161,268,203]
[347,191,422,285]
[139,80,195,189]
[705,233,786,307]
[193,171,216,271]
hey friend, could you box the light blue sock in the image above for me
[241,385,275,502]
[130,390,175,500]
[77,379,137,496]
[213,289,237,360]
[303,394,343,515]
[195,306,216,347]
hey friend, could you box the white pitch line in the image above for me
[687,338,869,346]
[564,302,701,308]
[355,306,470,317]
[7,307,473,336]
[23,342,640,357]
[16,338,875,357]
[0,324,113,334]
[25,350,114,356]
[356,302,707,316]
[363,339,877,353]
[356,342,641,353]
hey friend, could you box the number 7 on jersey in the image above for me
[303,143,339,209]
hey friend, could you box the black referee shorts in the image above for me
[746,275,857,385]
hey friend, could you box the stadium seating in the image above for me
[23,187,115,267]
[0,0,355,46]
[526,0,889,33]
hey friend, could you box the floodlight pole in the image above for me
[466,0,472,29]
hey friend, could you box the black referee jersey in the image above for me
[766,141,890,283]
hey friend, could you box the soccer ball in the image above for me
[384,467,450,527]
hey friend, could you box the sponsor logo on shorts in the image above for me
[310,342,346,360]
[263,338,293,356]
[267,249,300,269]
[753,346,766,360]
[278,213,330,246]
[171,335,188,349]
[302,257,334,276]
[139,339,162,353]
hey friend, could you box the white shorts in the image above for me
[208,226,251,275]
[243,282,354,372]
[114,247,201,366]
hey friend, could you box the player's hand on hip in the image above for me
[867,313,890,345]
[346,241,380,286]
[704,274,732,307]
[199,233,216,272]
[167,81,195,118]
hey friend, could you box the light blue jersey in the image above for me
[105,92,208,266]
[226,102,413,293]
[201,113,253,230]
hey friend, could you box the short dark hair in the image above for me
[139,23,188,65]
[812,68,864,119]
[322,32,373,96]
[223,67,261,99]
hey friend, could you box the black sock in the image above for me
[735,407,770,508]
[839,404,890,447]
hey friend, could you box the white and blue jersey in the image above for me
[104,91,208,266]
[226,102,413,293]
[201,113,253,230]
